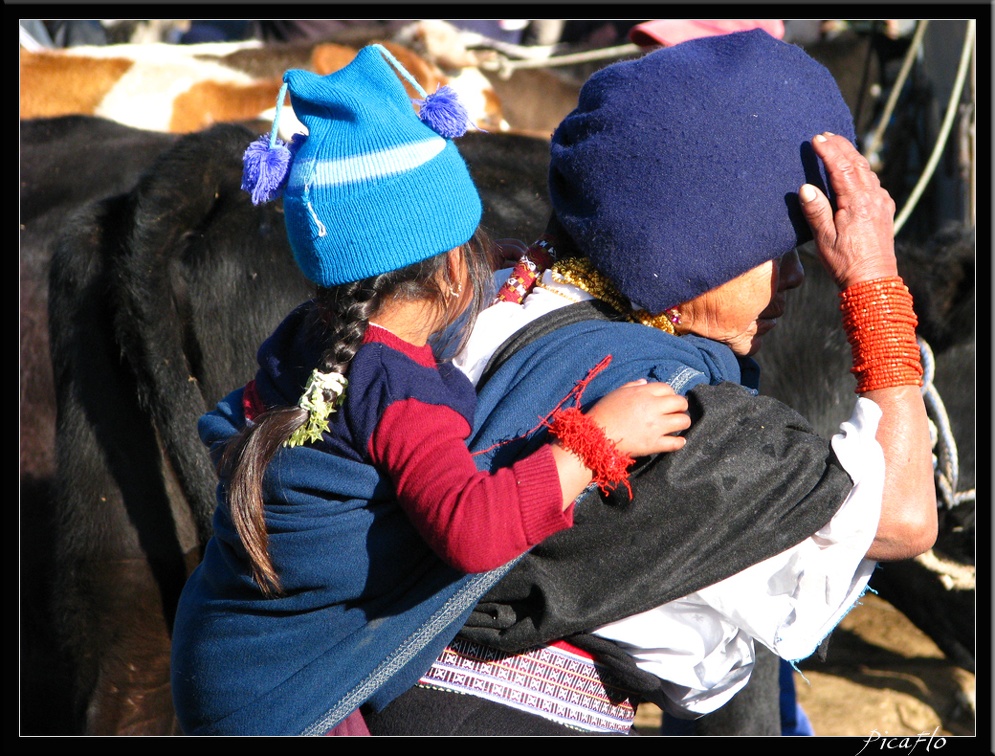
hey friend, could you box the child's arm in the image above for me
[371,380,689,573]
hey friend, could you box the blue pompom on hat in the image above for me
[242,44,482,288]
[549,29,857,313]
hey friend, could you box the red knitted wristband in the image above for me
[546,406,635,497]
[839,276,923,393]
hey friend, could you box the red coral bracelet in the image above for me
[545,406,634,498]
[839,276,923,393]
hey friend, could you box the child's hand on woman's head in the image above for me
[586,380,691,457]
[491,238,529,270]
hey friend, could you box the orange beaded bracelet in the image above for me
[839,276,923,393]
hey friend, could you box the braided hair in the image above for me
[221,229,494,595]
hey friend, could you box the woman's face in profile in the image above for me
[680,250,805,356]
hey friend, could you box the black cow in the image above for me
[27,115,974,736]
[20,116,179,735]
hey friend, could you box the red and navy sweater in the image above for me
[246,313,572,573]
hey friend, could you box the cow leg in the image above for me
[52,415,195,736]
[51,336,186,735]
[48,197,196,735]
[869,557,975,673]
[80,558,187,735]
[21,475,78,734]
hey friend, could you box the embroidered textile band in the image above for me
[493,234,558,304]
[417,637,637,733]
[839,276,922,393]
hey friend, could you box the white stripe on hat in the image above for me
[290,136,446,190]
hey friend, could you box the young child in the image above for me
[171,44,690,737]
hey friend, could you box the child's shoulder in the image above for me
[351,338,475,412]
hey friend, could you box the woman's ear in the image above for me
[670,300,693,335]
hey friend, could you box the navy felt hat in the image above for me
[549,29,856,313]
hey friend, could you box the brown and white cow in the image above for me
[20,38,506,139]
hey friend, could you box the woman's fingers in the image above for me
[812,132,879,196]
[799,181,836,250]
[801,133,898,288]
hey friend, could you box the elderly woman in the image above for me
[360,29,936,735]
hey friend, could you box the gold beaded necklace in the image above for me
[547,257,679,335]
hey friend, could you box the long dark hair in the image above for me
[220,229,494,596]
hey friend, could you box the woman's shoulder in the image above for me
[512,315,745,391]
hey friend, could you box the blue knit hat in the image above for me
[242,44,483,287]
[549,29,856,313]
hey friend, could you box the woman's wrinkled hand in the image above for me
[798,133,899,290]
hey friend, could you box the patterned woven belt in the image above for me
[417,637,637,733]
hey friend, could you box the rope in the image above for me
[893,20,976,235]
[918,337,975,513]
[476,43,643,79]
[863,20,931,163]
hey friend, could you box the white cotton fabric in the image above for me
[454,268,594,385]
[452,268,889,718]
[592,398,883,717]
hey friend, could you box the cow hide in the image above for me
[20,39,505,139]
